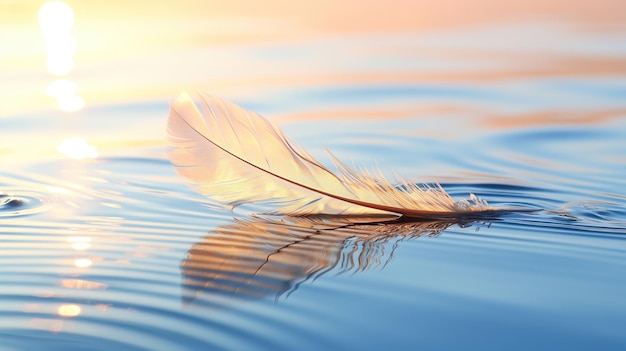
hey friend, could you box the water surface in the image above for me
[2,4,626,350]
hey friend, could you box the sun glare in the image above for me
[39,1,75,75]
[39,1,84,111]
[46,79,85,111]
[38,1,74,34]
[57,138,98,160]
[74,258,93,268]
[67,236,92,250]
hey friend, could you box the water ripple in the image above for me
[2,19,626,349]
[0,190,51,218]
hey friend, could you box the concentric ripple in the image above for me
[0,190,51,218]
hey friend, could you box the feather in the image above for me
[167,92,492,221]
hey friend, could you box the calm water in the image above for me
[2,17,626,351]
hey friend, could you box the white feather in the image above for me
[167,92,492,220]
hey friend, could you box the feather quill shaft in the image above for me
[167,92,492,220]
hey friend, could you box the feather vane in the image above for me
[167,92,492,220]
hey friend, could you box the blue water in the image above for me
[2,22,626,350]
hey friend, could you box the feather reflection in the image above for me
[181,218,476,305]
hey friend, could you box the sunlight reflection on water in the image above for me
[38,1,84,111]
[56,137,98,160]
[39,1,75,75]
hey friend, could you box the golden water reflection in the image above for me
[2,0,623,116]
[39,1,75,75]
[61,279,108,290]
[181,217,478,304]
[46,79,84,112]
[39,1,84,111]
[74,258,93,268]
[57,137,98,160]
[57,304,81,317]
[66,236,91,250]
